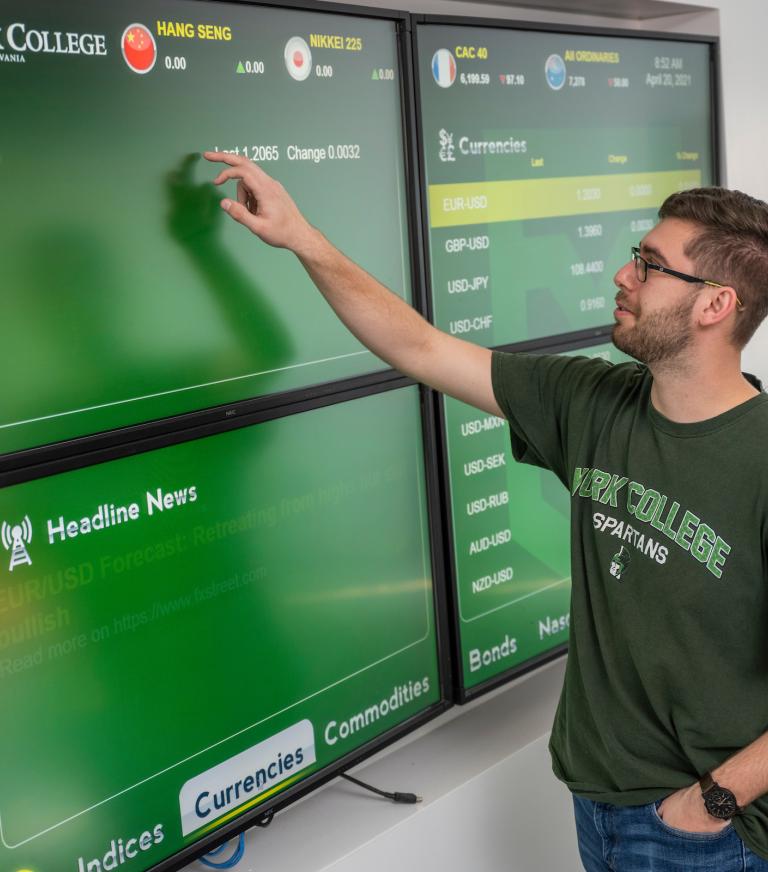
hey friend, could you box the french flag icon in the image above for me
[432,49,457,88]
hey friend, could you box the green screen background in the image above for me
[445,342,630,691]
[0,386,441,870]
[418,25,713,346]
[0,0,412,457]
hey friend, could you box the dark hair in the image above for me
[659,187,768,348]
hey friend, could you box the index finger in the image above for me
[202,150,249,167]
[202,150,272,185]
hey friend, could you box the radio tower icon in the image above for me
[1,517,33,571]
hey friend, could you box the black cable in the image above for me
[341,773,422,804]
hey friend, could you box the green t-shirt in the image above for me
[492,350,768,859]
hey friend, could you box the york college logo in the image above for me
[1,517,33,572]
[0,20,161,72]
[0,22,108,58]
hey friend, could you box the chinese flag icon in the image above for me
[122,24,157,74]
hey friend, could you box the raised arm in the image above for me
[204,152,502,418]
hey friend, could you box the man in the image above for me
[204,151,768,871]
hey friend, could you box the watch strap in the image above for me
[699,771,741,817]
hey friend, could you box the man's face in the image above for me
[612,218,702,365]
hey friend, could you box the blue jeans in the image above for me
[573,795,768,871]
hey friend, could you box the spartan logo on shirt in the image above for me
[609,545,631,581]
[573,466,732,580]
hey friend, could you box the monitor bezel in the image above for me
[435,327,628,705]
[0,0,451,866]
[412,16,720,704]
[434,329,617,704]
[411,15,722,345]
[0,375,454,872]
[0,0,427,474]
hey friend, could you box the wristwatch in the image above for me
[699,772,741,819]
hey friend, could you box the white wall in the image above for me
[643,0,768,380]
[184,1,768,868]
[712,0,768,380]
[614,0,768,380]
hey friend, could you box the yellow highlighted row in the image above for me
[428,169,702,228]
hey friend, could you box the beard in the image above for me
[612,290,698,365]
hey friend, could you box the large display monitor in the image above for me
[441,338,630,700]
[0,0,418,463]
[415,20,717,348]
[0,385,447,871]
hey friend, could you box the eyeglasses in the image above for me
[630,247,744,310]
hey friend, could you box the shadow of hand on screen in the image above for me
[165,153,293,384]
[4,229,131,419]
[166,152,221,243]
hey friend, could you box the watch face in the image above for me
[704,787,738,819]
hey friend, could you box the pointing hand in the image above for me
[203,151,319,256]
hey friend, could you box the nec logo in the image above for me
[0,23,108,56]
